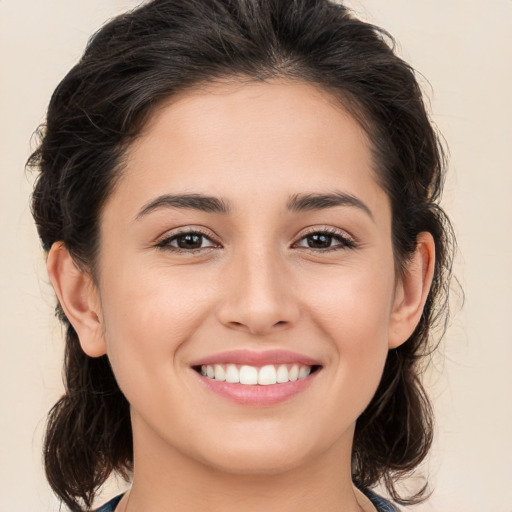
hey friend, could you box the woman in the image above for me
[29,0,454,511]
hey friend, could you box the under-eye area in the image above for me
[193,364,323,385]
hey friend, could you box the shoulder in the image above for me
[94,494,124,512]
[361,488,400,512]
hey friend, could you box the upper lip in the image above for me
[189,349,322,368]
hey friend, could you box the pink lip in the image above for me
[189,349,321,367]
[195,374,320,406]
[189,349,322,407]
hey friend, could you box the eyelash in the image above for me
[155,227,357,253]
[293,227,357,252]
[155,228,219,253]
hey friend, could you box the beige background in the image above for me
[1,1,511,510]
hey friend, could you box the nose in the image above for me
[215,247,300,336]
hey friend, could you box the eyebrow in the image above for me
[287,191,374,220]
[135,193,231,220]
[135,190,373,221]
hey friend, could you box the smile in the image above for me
[190,350,322,405]
[198,363,317,385]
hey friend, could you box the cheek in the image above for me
[97,263,214,385]
[304,261,395,344]
[301,264,394,408]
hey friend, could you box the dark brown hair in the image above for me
[29,0,454,510]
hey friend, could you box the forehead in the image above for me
[109,79,387,219]
[136,80,370,162]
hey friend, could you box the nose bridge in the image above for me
[216,241,299,335]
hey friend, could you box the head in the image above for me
[29,0,453,510]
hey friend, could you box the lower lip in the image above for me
[194,370,320,406]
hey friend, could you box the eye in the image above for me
[294,229,356,251]
[156,230,219,251]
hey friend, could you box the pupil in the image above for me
[308,234,331,248]
[178,234,202,249]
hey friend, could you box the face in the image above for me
[90,80,404,475]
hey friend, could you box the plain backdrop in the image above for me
[1,1,511,511]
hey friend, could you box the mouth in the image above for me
[192,363,321,385]
[189,350,322,406]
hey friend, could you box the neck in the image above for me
[120,417,363,512]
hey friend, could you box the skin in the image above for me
[47,80,435,512]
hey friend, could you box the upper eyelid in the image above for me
[294,226,355,242]
[156,225,217,239]
[155,227,220,247]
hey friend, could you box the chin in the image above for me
[186,426,320,476]
[202,448,307,477]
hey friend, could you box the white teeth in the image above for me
[258,365,277,385]
[200,363,315,385]
[276,364,289,383]
[298,366,311,379]
[214,364,226,382]
[225,364,240,383]
[289,364,299,381]
[239,365,258,385]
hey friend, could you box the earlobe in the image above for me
[46,242,107,358]
[388,232,436,349]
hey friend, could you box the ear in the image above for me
[46,242,107,357]
[388,232,436,349]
